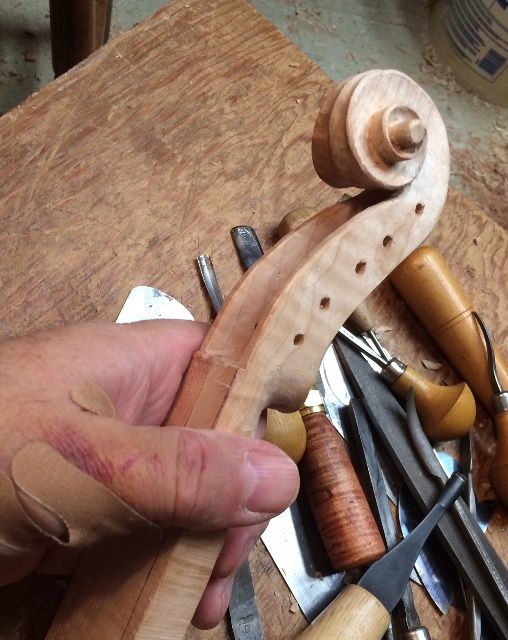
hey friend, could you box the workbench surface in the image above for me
[0,0,506,638]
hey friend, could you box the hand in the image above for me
[0,320,299,628]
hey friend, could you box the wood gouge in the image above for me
[473,312,508,509]
[337,326,476,441]
[231,226,385,571]
[390,245,508,414]
[296,472,465,640]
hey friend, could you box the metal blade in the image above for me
[359,472,465,613]
[197,255,223,315]
[261,494,345,621]
[230,226,264,270]
[228,562,265,640]
[116,286,193,322]
[398,486,459,614]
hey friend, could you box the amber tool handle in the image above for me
[390,245,508,413]
[473,312,508,509]
[300,405,385,570]
[390,364,475,441]
[492,411,508,507]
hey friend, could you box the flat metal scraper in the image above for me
[116,285,194,322]
[262,495,346,621]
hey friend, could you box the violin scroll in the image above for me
[312,70,440,191]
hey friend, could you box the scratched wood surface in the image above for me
[0,0,506,638]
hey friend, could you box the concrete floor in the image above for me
[0,0,506,225]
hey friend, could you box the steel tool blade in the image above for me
[262,496,346,621]
[116,285,193,322]
[398,486,458,615]
[228,562,265,640]
[358,472,465,613]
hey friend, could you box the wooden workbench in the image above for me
[0,0,506,638]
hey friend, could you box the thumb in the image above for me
[111,423,301,529]
[17,415,300,543]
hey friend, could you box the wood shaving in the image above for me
[421,359,443,371]
[420,43,465,96]
[376,325,393,334]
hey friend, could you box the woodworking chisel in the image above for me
[337,326,475,441]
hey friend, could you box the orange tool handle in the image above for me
[391,365,475,441]
[300,409,385,570]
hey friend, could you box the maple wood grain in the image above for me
[0,0,505,638]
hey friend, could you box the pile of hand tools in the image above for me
[193,218,507,640]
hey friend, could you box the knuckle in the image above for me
[171,431,211,526]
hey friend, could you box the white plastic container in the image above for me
[430,0,508,107]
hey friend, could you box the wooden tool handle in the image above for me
[390,245,508,412]
[297,584,390,640]
[265,408,307,463]
[491,411,508,508]
[391,366,476,441]
[346,304,376,334]
[300,411,385,569]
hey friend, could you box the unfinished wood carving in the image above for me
[46,69,450,640]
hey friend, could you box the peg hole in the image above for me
[320,297,330,310]
[415,203,425,215]
[382,235,393,247]
[294,334,304,345]
[355,261,367,274]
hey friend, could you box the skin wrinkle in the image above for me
[173,429,209,526]
[44,423,115,486]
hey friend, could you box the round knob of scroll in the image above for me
[312,69,431,191]
[369,106,426,165]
